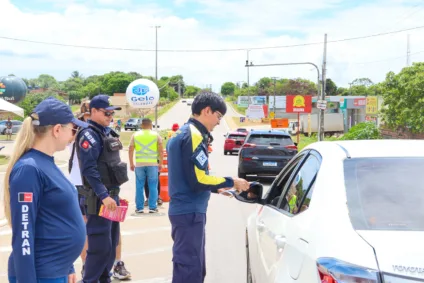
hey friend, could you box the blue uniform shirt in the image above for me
[77,120,111,200]
[167,118,234,215]
[8,149,85,282]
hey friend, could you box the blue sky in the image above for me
[1,0,424,89]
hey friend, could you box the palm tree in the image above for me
[71,71,83,79]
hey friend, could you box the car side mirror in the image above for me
[221,182,263,204]
[294,142,298,146]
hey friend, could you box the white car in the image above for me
[233,140,424,283]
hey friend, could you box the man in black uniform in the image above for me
[77,95,129,283]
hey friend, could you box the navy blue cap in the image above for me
[90,94,122,111]
[31,96,88,128]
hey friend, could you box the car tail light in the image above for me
[243,143,256,148]
[284,145,298,150]
[317,258,380,283]
[243,157,253,161]
[225,139,235,144]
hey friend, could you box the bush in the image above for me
[341,122,381,140]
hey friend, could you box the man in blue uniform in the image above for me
[77,95,129,283]
[166,92,250,283]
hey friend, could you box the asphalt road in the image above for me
[0,100,272,283]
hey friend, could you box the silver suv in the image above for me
[125,118,142,131]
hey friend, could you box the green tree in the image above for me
[220,82,236,96]
[184,85,200,97]
[325,78,337,96]
[37,74,57,89]
[71,71,84,79]
[102,72,133,95]
[380,62,424,133]
[19,91,65,116]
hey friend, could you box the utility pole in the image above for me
[319,34,327,142]
[152,25,161,129]
[178,81,181,97]
[407,34,411,66]
[247,50,251,106]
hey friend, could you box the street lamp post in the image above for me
[151,25,161,130]
[245,61,324,141]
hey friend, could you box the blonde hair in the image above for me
[3,117,52,227]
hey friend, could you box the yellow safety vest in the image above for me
[134,130,158,163]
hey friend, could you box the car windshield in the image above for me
[127,119,136,122]
[344,157,424,231]
[247,134,293,146]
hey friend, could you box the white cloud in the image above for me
[0,0,424,91]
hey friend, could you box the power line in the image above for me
[0,25,424,53]
[331,50,424,65]
[384,0,424,32]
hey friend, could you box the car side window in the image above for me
[265,152,308,208]
[278,153,321,215]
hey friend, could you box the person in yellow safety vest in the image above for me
[128,118,164,214]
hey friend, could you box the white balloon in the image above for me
[126,79,160,109]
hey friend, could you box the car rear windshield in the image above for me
[127,119,136,122]
[228,134,246,140]
[247,134,293,146]
[344,157,424,231]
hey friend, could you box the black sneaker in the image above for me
[113,261,131,280]
[157,198,163,206]
[149,208,159,213]
[135,209,144,214]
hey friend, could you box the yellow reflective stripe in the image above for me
[189,124,202,151]
[189,124,225,185]
[194,166,226,185]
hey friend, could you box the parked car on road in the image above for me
[238,129,297,178]
[224,131,248,155]
[231,139,424,283]
[125,118,142,131]
[0,120,22,135]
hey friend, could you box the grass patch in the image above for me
[0,155,8,165]
[230,102,246,115]
[0,135,16,141]
[296,134,339,151]
[71,104,80,113]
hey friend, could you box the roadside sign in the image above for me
[286,95,312,113]
[269,111,275,119]
[317,100,327,110]
[270,118,289,128]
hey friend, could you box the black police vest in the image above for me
[80,125,129,190]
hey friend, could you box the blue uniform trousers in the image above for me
[169,213,206,283]
[83,197,120,283]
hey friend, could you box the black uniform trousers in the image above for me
[83,195,120,283]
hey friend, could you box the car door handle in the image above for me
[275,235,286,249]
[257,221,266,232]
